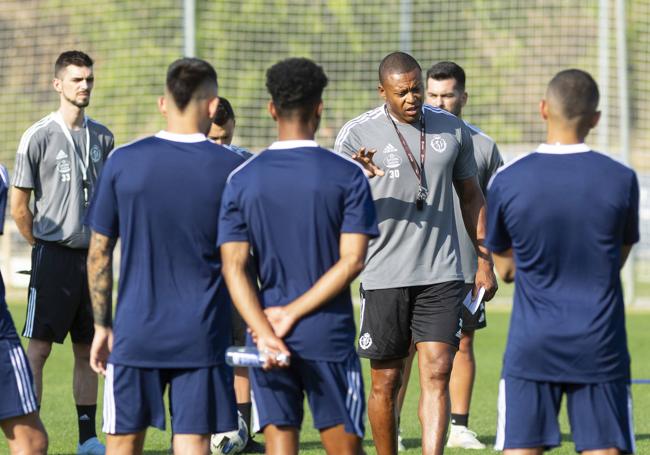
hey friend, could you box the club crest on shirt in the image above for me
[382,153,402,169]
[431,135,447,153]
[359,332,373,350]
[56,159,71,182]
[90,145,102,163]
[56,159,71,174]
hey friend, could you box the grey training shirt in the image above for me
[335,104,477,290]
[12,112,114,248]
[453,121,503,283]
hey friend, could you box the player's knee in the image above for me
[26,342,51,366]
[371,369,402,399]
[421,355,453,384]
[458,333,475,356]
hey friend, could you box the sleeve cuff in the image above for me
[217,234,249,247]
[87,222,118,239]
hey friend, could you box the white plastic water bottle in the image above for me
[225,346,290,367]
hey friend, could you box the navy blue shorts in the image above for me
[102,363,237,435]
[250,350,364,437]
[495,376,635,453]
[0,339,38,420]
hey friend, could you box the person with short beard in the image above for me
[11,50,113,455]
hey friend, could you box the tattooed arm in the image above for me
[87,230,117,374]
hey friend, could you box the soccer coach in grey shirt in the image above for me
[335,52,497,455]
[11,50,113,454]
[397,61,504,451]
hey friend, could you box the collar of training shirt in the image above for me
[536,143,591,154]
[268,140,319,150]
[155,131,207,143]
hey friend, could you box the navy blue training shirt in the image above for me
[218,140,379,362]
[86,131,245,368]
[0,164,18,342]
[486,143,639,383]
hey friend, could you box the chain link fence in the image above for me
[1,0,648,301]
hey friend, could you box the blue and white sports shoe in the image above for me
[77,436,106,454]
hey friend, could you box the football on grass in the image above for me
[210,412,248,454]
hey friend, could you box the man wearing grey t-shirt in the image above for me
[397,61,504,451]
[335,52,497,455]
[11,50,113,455]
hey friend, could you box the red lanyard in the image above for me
[384,104,426,185]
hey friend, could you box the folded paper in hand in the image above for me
[463,287,485,315]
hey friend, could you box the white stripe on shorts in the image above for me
[23,244,43,338]
[12,346,38,412]
[358,289,366,335]
[345,355,364,437]
[9,346,37,414]
[251,389,260,434]
[494,378,506,450]
[23,287,36,337]
[102,364,116,434]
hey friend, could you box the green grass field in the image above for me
[2,297,649,455]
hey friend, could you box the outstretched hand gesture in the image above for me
[351,147,385,178]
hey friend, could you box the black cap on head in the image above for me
[266,57,328,118]
[55,50,93,77]
[166,58,218,112]
[547,69,599,119]
[378,52,421,84]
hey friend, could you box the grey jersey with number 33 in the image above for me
[12,112,114,248]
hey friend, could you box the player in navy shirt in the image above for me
[0,164,48,454]
[86,58,241,454]
[486,69,638,454]
[219,58,378,455]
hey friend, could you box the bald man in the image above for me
[335,52,497,455]
[487,69,638,455]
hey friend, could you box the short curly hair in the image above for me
[265,58,328,118]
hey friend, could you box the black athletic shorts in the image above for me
[460,282,487,331]
[357,281,464,360]
[22,241,94,344]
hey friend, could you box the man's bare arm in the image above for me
[87,231,117,327]
[10,187,35,246]
[454,176,498,300]
[221,241,275,337]
[493,249,515,283]
[221,241,290,367]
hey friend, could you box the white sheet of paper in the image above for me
[463,287,485,315]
